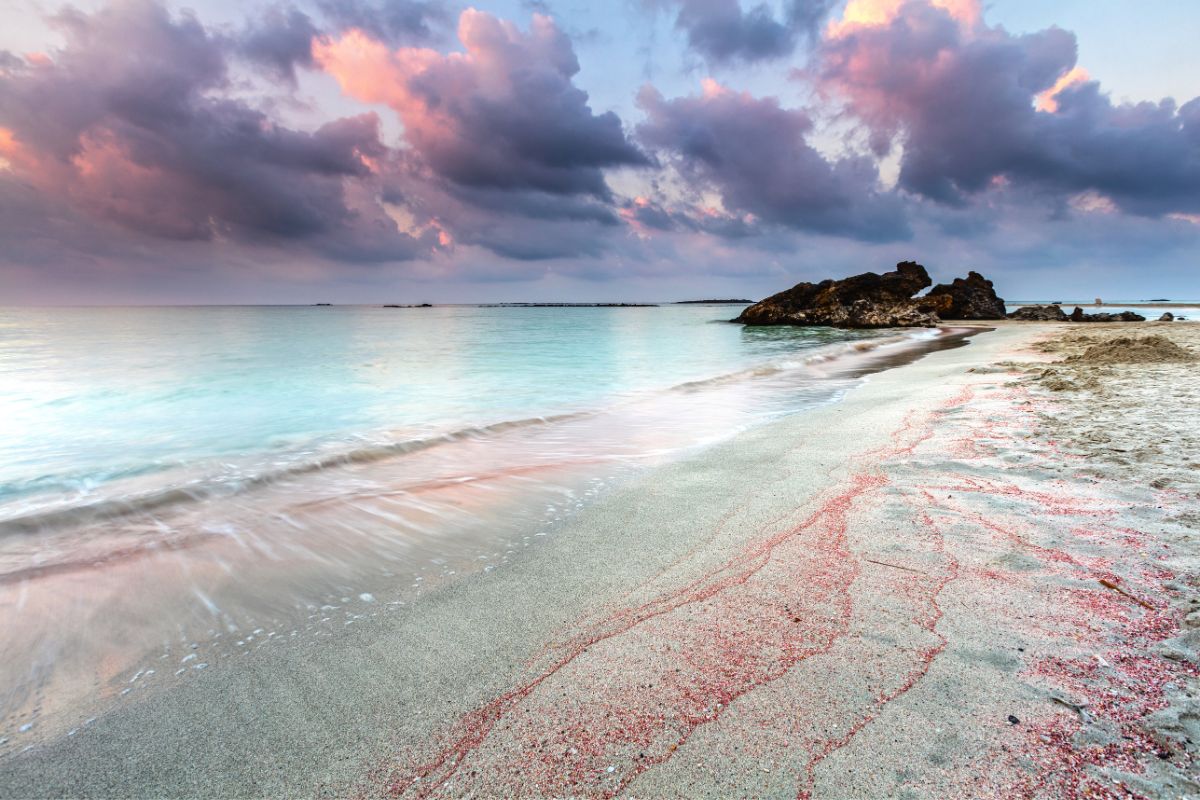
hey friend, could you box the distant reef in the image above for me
[734,261,1007,329]
[479,303,658,308]
[674,299,754,305]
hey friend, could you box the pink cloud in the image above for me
[314,10,646,198]
[828,0,980,37]
[815,0,1200,217]
[1035,66,1090,113]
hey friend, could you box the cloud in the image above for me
[828,0,979,36]
[2,0,1197,302]
[235,6,320,85]
[315,0,450,44]
[819,0,1200,217]
[235,2,451,86]
[0,0,426,263]
[315,11,649,199]
[388,167,628,260]
[619,195,761,239]
[314,9,653,259]
[636,79,909,241]
[652,0,835,64]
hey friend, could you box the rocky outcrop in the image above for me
[917,271,1007,320]
[1069,307,1147,322]
[1160,313,1175,322]
[1008,305,1068,321]
[1008,305,1150,323]
[734,261,939,328]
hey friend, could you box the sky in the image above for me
[0,0,1197,304]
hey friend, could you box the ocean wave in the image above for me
[668,328,941,391]
[0,327,952,538]
[0,412,590,536]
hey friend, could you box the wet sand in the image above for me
[1,323,1197,798]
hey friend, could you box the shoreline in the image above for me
[1007,302,1200,310]
[0,325,979,764]
[2,322,1196,798]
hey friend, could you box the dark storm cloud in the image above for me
[457,218,613,261]
[0,0,425,262]
[819,1,1200,217]
[445,186,621,226]
[655,0,836,64]
[635,82,910,241]
[236,6,320,84]
[383,162,627,260]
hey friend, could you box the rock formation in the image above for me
[734,262,939,328]
[917,271,1007,320]
[1069,307,1147,322]
[1008,305,1068,321]
[1008,305,1149,323]
[1160,312,1175,322]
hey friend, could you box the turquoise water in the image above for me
[0,305,884,514]
[0,304,957,740]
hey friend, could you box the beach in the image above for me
[1,321,1197,799]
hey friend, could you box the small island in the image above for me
[478,302,659,308]
[674,299,754,304]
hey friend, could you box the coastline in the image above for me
[2,322,1196,798]
[1008,303,1200,310]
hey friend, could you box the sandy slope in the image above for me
[1,323,1196,799]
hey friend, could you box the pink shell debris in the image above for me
[359,376,1194,798]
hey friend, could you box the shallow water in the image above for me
[0,304,958,745]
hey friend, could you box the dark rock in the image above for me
[1015,304,1149,323]
[734,261,939,328]
[1070,307,1147,322]
[1008,305,1068,321]
[1160,312,1175,322]
[917,271,1007,320]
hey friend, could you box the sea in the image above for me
[0,303,990,742]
